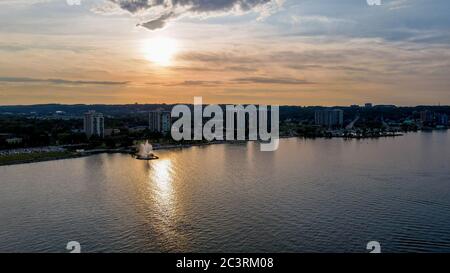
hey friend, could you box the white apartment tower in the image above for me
[84,111,104,138]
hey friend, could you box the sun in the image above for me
[142,37,178,67]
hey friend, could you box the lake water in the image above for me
[1,132,450,253]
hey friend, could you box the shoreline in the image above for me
[0,153,86,167]
[0,131,443,167]
[0,142,230,167]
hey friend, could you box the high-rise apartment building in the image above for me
[149,111,172,134]
[315,109,344,128]
[84,111,104,138]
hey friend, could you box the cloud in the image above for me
[179,51,261,64]
[146,80,223,87]
[170,65,258,73]
[288,64,374,73]
[272,0,450,45]
[0,43,95,53]
[232,77,313,85]
[137,12,176,30]
[0,0,52,5]
[105,0,283,30]
[169,80,224,86]
[145,77,312,87]
[0,77,129,85]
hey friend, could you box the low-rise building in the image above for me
[5,137,23,144]
[104,129,121,137]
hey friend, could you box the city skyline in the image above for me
[1,0,450,106]
[2,0,450,258]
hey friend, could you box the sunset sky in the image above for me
[0,0,449,106]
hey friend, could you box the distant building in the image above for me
[149,111,172,134]
[315,109,344,128]
[0,133,13,140]
[376,105,397,109]
[350,104,360,108]
[365,103,373,108]
[84,111,104,138]
[104,129,121,137]
[420,110,434,123]
[437,113,449,125]
[128,126,148,133]
[5,137,23,144]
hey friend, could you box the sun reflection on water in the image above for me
[145,158,189,250]
[148,159,173,204]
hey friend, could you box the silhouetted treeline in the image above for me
[1,104,449,119]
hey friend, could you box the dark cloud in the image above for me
[288,64,374,73]
[145,77,313,87]
[170,66,220,72]
[147,80,223,87]
[179,51,261,64]
[226,66,258,72]
[0,45,28,52]
[110,0,152,13]
[137,12,176,30]
[0,44,95,53]
[108,0,278,30]
[232,77,314,85]
[0,77,129,85]
[173,80,223,86]
[170,65,258,73]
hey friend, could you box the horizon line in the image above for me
[1,103,450,108]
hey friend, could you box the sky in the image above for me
[0,0,449,106]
